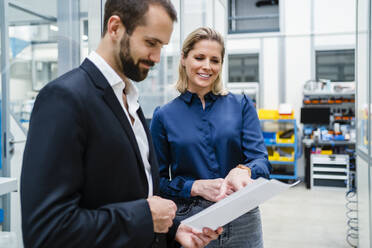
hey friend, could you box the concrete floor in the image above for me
[260,182,355,248]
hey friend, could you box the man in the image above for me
[21,0,221,247]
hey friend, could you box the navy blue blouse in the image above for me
[150,91,272,199]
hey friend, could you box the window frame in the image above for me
[315,48,355,82]
[228,53,260,83]
[228,0,280,34]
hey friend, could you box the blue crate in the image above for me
[263,132,276,145]
[0,209,4,223]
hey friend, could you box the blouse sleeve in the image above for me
[240,95,272,179]
[150,107,194,198]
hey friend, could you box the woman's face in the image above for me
[182,39,223,94]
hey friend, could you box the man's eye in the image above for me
[195,57,203,60]
[146,41,156,47]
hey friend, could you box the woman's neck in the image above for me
[187,87,211,110]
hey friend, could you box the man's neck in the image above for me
[96,43,129,84]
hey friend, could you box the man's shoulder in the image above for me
[35,67,93,108]
[41,67,91,94]
[52,66,89,87]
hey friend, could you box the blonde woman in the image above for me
[150,27,271,247]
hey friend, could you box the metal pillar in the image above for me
[0,0,12,232]
[57,0,80,75]
[88,0,105,52]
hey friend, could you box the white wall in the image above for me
[283,0,311,35]
[262,38,279,109]
[313,0,355,34]
[227,0,356,178]
[182,0,205,37]
[285,37,311,119]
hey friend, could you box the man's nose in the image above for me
[149,49,161,63]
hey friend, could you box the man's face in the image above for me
[118,4,174,82]
[119,34,152,82]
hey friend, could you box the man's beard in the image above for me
[119,34,154,82]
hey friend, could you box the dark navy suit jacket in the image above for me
[21,59,176,247]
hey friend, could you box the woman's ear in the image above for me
[181,52,185,67]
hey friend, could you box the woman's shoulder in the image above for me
[220,92,252,105]
[153,95,182,117]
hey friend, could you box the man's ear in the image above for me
[106,15,125,40]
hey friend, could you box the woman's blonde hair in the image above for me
[176,27,228,95]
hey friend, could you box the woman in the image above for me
[150,27,271,248]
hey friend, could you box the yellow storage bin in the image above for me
[278,110,294,119]
[268,151,294,162]
[278,152,295,162]
[278,147,294,161]
[276,131,295,144]
[267,147,277,161]
[268,147,294,162]
[258,109,278,120]
[320,150,333,155]
[268,151,280,161]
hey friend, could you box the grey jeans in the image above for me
[175,198,264,248]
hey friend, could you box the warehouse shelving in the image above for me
[0,178,17,196]
[310,154,349,189]
[301,81,355,190]
[259,118,299,180]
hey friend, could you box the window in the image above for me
[316,49,355,82]
[228,0,279,34]
[228,54,259,82]
[10,60,32,80]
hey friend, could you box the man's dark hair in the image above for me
[102,0,177,36]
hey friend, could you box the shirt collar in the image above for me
[124,78,140,109]
[180,91,193,103]
[87,51,122,88]
[205,91,218,101]
[180,90,218,104]
[87,51,140,106]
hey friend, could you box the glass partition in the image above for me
[356,0,372,246]
[356,0,369,155]
[0,0,97,238]
[370,0,372,158]
[7,0,89,130]
[136,0,181,118]
[137,0,227,118]
[357,156,371,247]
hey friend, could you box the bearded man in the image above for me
[20,0,221,247]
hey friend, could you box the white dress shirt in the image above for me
[87,51,153,197]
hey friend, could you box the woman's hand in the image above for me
[191,178,224,202]
[175,223,223,248]
[216,166,253,201]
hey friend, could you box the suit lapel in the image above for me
[80,59,147,186]
[102,89,146,171]
[137,107,160,194]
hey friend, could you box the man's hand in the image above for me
[216,166,253,201]
[147,196,177,233]
[175,223,223,248]
[191,178,224,202]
